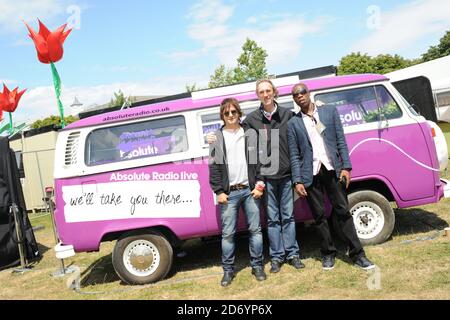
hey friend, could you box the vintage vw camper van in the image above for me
[53,73,449,284]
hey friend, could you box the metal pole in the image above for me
[48,196,67,276]
[34,152,46,210]
[11,203,31,273]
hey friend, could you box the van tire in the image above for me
[112,230,173,285]
[342,190,395,246]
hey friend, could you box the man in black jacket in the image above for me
[243,79,304,273]
[209,98,266,287]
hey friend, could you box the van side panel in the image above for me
[54,162,210,252]
[345,123,437,202]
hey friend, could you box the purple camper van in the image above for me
[53,73,449,284]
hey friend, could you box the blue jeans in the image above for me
[266,177,300,262]
[220,188,264,272]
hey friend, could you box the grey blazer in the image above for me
[287,105,352,188]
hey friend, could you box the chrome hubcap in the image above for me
[123,240,160,277]
[350,201,385,240]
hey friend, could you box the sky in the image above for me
[1,0,450,124]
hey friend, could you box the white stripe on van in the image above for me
[349,138,440,172]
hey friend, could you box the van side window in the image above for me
[200,105,259,146]
[85,116,188,166]
[315,85,402,127]
[201,113,223,144]
[436,90,450,108]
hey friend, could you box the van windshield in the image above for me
[85,116,188,166]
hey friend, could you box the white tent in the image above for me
[386,55,450,122]
[386,54,450,90]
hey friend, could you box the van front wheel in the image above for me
[348,190,395,246]
[112,231,173,285]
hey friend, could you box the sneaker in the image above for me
[270,260,282,273]
[354,256,375,270]
[287,256,305,269]
[220,271,235,287]
[251,267,267,281]
[322,255,335,270]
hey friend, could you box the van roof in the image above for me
[66,73,387,130]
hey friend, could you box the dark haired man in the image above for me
[209,98,267,287]
[287,83,375,271]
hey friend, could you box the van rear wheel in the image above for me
[112,230,173,285]
[347,190,395,245]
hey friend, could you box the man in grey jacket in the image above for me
[287,83,374,271]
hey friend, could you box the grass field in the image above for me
[1,191,449,300]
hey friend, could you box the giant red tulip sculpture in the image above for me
[0,84,26,134]
[24,19,71,128]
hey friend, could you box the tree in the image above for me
[421,31,450,62]
[338,52,374,75]
[338,52,415,75]
[109,90,135,107]
[208,64,234,88]
[185,83,199,92]
[371,54,415,74]
[30,115,79,129]
[208,38,268,88]
[233,38,268,83]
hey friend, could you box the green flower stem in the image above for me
[8,112,13,135]
[50,62,66,128]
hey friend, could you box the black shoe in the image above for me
[322,255,335,270]
[287,256,305,269]
[270,260,282,273]
[251,267,267,281]
[221,271,235,287]
[354,256,375,270]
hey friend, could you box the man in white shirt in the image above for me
[287,83,375,271]
[209,98,267,286]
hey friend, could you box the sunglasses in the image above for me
[292,87,308,97]
[224,110,238,117]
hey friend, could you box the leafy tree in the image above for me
[185,83,199,92]
[371,54,415,74]
[233,38,268,83]
[108,90,136,108]
[208,38,268,88]
[421,31,450,62]
[208,64,235,88]
[338,52,415,75]
[30,115,79,129]
[337,52,375,75]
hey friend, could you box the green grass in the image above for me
[1,194,450,300]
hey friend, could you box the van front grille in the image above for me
[65,132,81,165]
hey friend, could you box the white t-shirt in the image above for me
[222,127,249,186]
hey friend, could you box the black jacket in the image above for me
[243,102,294,180]
[0,137,40,271]
[209,125,263,195]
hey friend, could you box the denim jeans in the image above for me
[220,188,264,272]
[265,177,300,262]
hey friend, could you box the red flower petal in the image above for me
[24,19,71,64]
